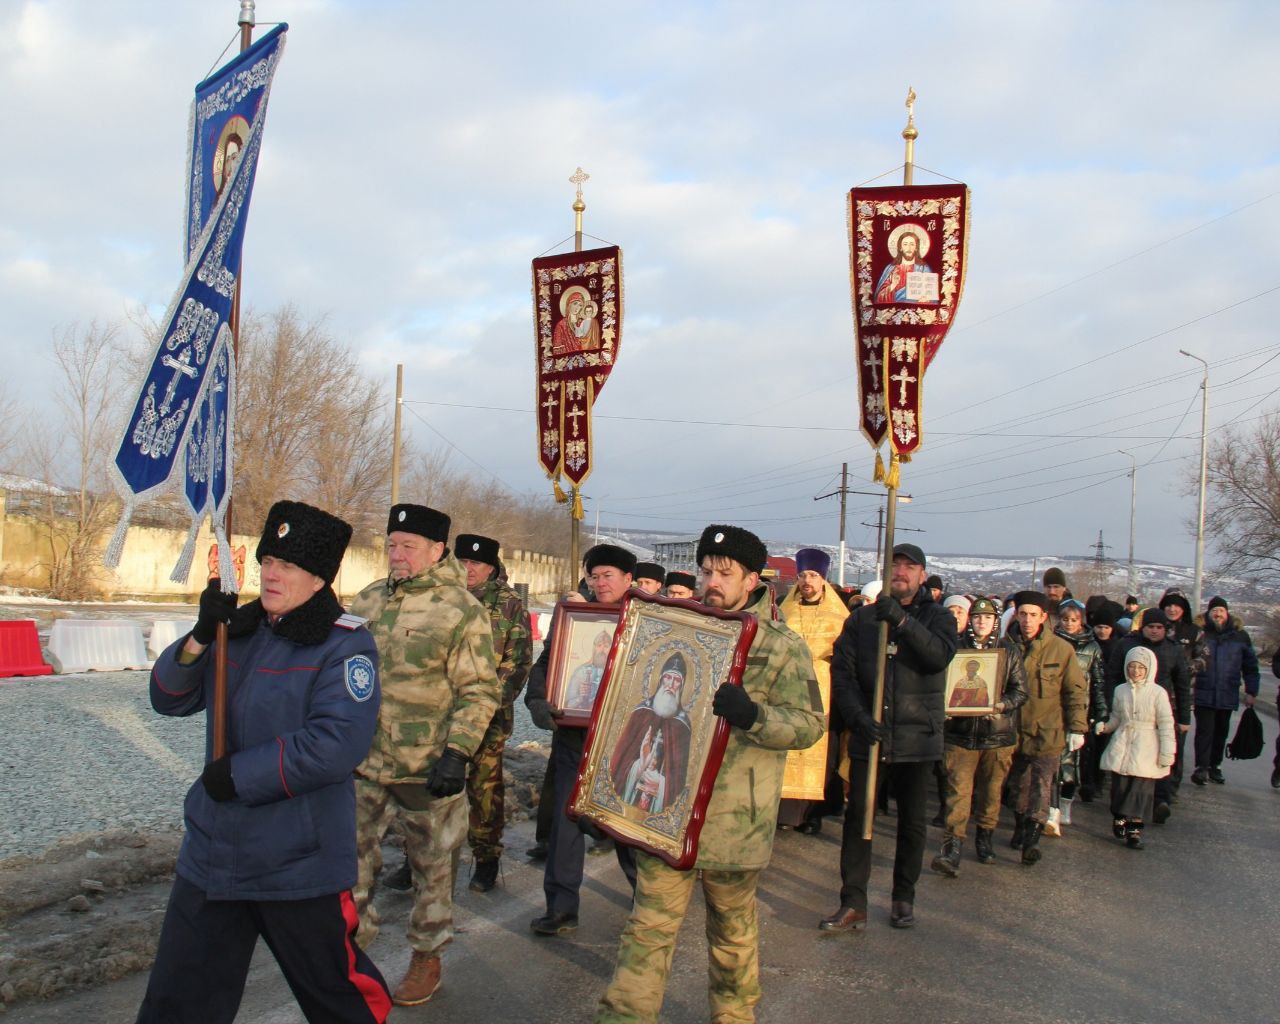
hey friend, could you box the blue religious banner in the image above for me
[104,25,287,587]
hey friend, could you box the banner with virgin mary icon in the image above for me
[848,185,969,460]
[532,245,623,495]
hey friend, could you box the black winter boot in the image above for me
[930,837,961,877]
[1010,812,1026,850]
[469,859,500,892]
[1125,821,1145,849]
[1020,821,1044,865]
[974,828,995,864]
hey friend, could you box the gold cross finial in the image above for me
[569,166,590,210]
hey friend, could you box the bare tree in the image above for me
[233,306,394,541]
[20,323,122,598]
[0,380,18,471]
[1195,411,1280,586]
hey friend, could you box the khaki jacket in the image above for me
[1010,622,1088,757]
[351,553,500,784]
[695,585,825,871]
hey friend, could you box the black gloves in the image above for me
[192,579,238,646]
[427,748,468,797]
[201,755,237,802]
[713,683,758,730]
[855,713,886,746]
[873,594,906,628]
[527,698,557,732]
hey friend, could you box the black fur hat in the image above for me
[633,561,666,583]
[584,543,636,576]
[455,533,500,569]
[696,525,768,575]
[388,503,450,544]
[1013,590,1049,611]
[665,571,696,590]
[256,501,352,584]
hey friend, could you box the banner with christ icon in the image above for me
[848,184,969,461]
[104,25,287,583]
[531,245,623,497]
[569,590,756,870]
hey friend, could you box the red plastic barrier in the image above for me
[0,619,54,677]
[530,614,542,643]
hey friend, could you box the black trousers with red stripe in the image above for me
[136,874,390,1024]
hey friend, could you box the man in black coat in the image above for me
[819,544,957,931]
[1105,607,1191,821]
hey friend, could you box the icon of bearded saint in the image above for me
[610,653,693,813]
[550,285,602,355]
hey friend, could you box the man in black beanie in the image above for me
[138,501,391,1022]
[1042,567,1069,614]
[349,504,500,1006]
[525,542,637,936]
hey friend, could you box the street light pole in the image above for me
[1179,350,1209,612]
[1118,449,1137,597]
[814,472,911,586]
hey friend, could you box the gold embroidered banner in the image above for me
[848,185,969,460]
[532,245,623,493]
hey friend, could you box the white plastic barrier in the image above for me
[48,619,150,673]
[148,619,196,658]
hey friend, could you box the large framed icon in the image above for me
[944,648,1004,717]
[568,590,757,869]
[544,601,621,728]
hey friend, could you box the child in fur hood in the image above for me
[1096,647,1175,849]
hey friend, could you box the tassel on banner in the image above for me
[872,451,886,484]
[572,491,584,521]
[553,478,568,504]
[102,501,135,570]
[885,453,901,489]
[213,522,239,595]
[170,518,202,584]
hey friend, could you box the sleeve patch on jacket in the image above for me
[344,655,376,702]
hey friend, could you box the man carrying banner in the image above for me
[137,501,391,1024]
[595,525,824,1023]
[454,532,533,892]
[820,543,957,931]
[777,547,849,835]
[349,504,499,1007]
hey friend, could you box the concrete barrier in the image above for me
[48,619,150,673]
[0,619,54,677]
[148,619,196,658]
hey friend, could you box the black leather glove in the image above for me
[527,698,557,732]
[427,748,468,797]
[712,683,759,730]
[191,579,238,646]
[856,713,886,745]
[873,594,906,628]
[200,755,237,802]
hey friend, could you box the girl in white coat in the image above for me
[1096,647,1175,849]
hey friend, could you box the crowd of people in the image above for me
[131,499,1278,1024]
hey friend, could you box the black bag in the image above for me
[1226,706,1264,760]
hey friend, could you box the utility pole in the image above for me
[815,465,912,586]
[390,363,403,505]
[861,508,923,574]
[1118,449,1137,597]
[1179,350,1209,612]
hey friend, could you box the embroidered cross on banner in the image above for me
[863,349,882,390]
[891,366,916,405]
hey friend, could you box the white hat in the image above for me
[943,595,972,612]
[860,579,883,602]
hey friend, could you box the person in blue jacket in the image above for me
[136,500,391,1024]
[1190,596,1260,787]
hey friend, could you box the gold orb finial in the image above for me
[902,87,918,141]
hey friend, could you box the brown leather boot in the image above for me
[392,951,442,1006]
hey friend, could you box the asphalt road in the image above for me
[9,700,1279,1024]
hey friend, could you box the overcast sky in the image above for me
[3,0,1278,566]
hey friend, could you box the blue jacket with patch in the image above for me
[150,590,380,900]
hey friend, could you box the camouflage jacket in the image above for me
[351,552,500,784]
[470,562,533,707]
[696,584,825,871]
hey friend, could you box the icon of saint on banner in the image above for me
[551,285,602,356]
[875,223,940,304]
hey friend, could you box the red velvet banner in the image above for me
[532,246,623,489]
[848,185,968,458]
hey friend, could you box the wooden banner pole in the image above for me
[862,88,917,840]
[566,167,588,590]
[213,0,256,759]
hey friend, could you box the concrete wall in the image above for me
[0,490,567,603]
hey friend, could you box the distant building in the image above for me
[762,556,796,583]
[652,535,699,572]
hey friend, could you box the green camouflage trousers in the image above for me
[467,703,514,862]
[352,777,467,956]
[596,852,761,1024]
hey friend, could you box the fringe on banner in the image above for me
[872,451,886,483]
[572,491,584,520]
[213,520,238,595]
[170,518,202,585]
[553,478,568,503]
[102,500,135,570]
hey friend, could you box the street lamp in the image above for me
[1179,350,1209,612]
[1118,449,1137,597]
